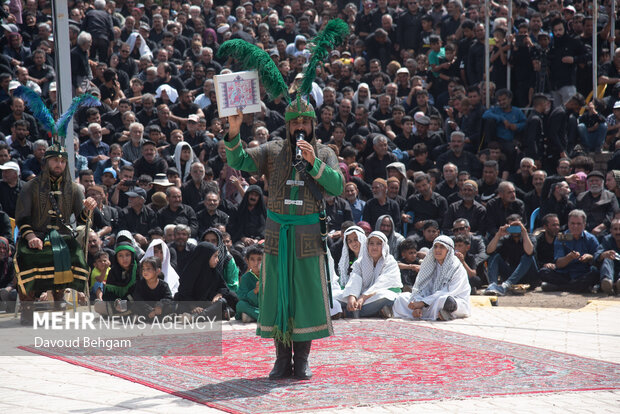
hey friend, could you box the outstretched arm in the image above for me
[224,110,259,173]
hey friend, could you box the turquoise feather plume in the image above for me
[55,94,101,138]
[300,19,349,98]
[216,39,290,102]
[13,86,56,134]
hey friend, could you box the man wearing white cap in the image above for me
[0,161,24,218]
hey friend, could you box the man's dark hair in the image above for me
[429,34,441,44]
[542,213,559,227]
[120,165,135,174]
[350,134,366,147]
[340,146,357,159]
[333,121,346,132]
[398,238,417,255]
[13,119,30,130]
[506,214,523,224]
[103,68,117,82]
[148,227,164,237]
[495,88,513,100]
[454,234,470,245]
[532,93,549,106]
[245,244,264,259]
[79,169,94,179]
[423,220,439,230]
[402,115,414,124]
[413,142,428,155]
[461,19,475,30]
[86,107,99,118]
[414,173,431,184]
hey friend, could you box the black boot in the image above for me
[293,340,312,380]
[268,340,292,379]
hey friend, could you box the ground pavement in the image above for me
[0,292,619,414]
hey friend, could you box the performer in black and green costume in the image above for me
[226,98,343,379]
[217,18,349,380]
[15,143,98,323]
[11,85,100,324]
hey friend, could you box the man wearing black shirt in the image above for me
[436,131,483,178]
[485,214,537,295]
[403,173,448,236]
[363,135,397,183]
[158,186,199,238]
[133,140,168,179]
[156,62,185,92]
[535,213,560,271]
[170,89,204,126]
[435,163,459,201]
[182,162,209,212]
[197,191,229,236]
[362,178,401,233]
[478,160,503,203]
[443,180,487,235]
[118,187,158,247]
[485,182,526,238]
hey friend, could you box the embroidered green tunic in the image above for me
[225,133,343,343]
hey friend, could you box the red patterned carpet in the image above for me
[21,320,620,413]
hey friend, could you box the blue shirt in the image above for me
[79,140,110,164]
[482,106,526,141]
[554,230,600,279]
[348,198,365,223]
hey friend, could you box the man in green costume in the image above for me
[225,99,344,380]
[15,143,97,324]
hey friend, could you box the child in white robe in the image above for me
[339,231,403,318]
[393,235,471,321]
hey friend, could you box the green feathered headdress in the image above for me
[299,18,349,99]
[13,86,101,155]
[216,39,290,102]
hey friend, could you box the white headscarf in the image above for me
[352,83,374,110]
[155,84,178,103]
[353,231,402,293]
[173,141,199,182]
[126,32,152,59]
[141,239,180,295]
[338,226,367,287]
[412,235,461,298]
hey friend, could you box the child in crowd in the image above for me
[454,235,483,294]
[407,143,435,177]
[132,257,174,321]
[397,238,421,292]
[90,251,111,301]
[236,245,263,323]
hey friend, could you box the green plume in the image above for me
[216,39,290,102]
[300,18,349,98]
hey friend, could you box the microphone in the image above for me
[295,130,305,162]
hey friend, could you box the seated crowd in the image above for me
[2,0,620,322]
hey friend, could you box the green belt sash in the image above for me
[47,229,74,285]
[266,209,319,343]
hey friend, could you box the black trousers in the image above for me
[539,268,599,293]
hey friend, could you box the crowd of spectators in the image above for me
[2,0,620,318]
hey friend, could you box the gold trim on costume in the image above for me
[313,160,326,180]
[226,140,241,151]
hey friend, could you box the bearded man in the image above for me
[15,143,97,324]
[224,98,343,380]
